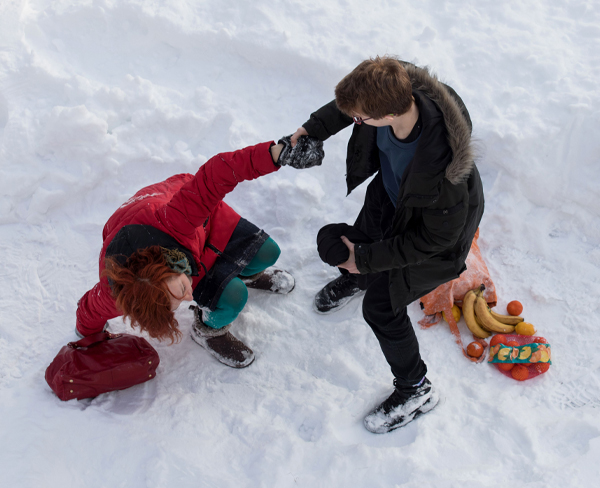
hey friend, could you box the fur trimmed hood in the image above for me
[403,63,475,185]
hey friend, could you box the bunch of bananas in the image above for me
[462,285,523,339]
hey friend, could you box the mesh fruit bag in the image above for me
[418,230,497,362]
[489,334,551,381]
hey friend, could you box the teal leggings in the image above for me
[203,237,280,329]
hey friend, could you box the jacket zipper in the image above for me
[206,243,223,256]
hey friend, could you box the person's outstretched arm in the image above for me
[291,100,353,146]
[157,136,324,240]
[156,141,281,240]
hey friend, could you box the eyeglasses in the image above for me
[352,116,373,125]
[352,114,396,125]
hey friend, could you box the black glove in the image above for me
[317,223,373,266]
[277,135,325,169]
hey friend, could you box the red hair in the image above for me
[103,246,183,343]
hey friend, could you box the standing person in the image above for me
[76,138,324,368]
[288,56,484,433]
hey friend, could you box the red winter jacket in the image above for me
[76,141,279,336]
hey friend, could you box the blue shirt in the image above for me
[377,125,421,205]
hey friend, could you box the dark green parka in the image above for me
[303,63,485,314]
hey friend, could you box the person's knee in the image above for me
[362,279,389,320]
[221,277,249,314]
[204,278,249,328]
[241,237,281,276]
[363,286,410,334]
[362,286,377,322]
[256,237,280,268]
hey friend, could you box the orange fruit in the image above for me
[515,322,536,336]
[442,305,461,324]
[507,300,523,316]
[507,340,519,347]
[511,364,529,381]
[466,341,484,358]
[490,334,507,347]
[533,363,550,374]
[534,337,548,344]
[498,363,514,371]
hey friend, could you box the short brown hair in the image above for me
[103,246,183,343]
[335,56,413,119]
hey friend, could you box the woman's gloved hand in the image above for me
[276,134,324,169]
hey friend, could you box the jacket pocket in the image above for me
[421,202,468,245]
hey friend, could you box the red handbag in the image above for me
[45,331,159,401]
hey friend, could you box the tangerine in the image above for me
[498,363,514,371]
[442,305,461,324]
[515,322,536,336]
[511,364,529,381]
[507,300,523,316]
[534,337,548,344]
[507,340,519,347]
[533,363,550,374]
[490,334,507,347]
[466,341,484,358]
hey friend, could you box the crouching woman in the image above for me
[76,138,323,368]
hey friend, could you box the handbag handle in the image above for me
[68,331,122,349]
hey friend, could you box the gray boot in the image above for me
[190,308,254,369]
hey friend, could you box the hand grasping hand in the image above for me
[290,127,308,147]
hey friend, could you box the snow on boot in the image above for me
[241,268,295,294]
[364,378,439,434]
[314,273,364,314]
[191,310,255,369]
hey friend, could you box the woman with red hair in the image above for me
[76,137,324,368]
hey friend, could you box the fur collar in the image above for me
[403,63,474,185]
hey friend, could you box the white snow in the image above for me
[1,0,600,486]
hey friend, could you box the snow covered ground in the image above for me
[1,0,600,486]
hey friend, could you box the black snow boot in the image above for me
[364,378,439,434]
[314,273,364,314]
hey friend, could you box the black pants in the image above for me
[352,173,427,387]
[362,272,428,387]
